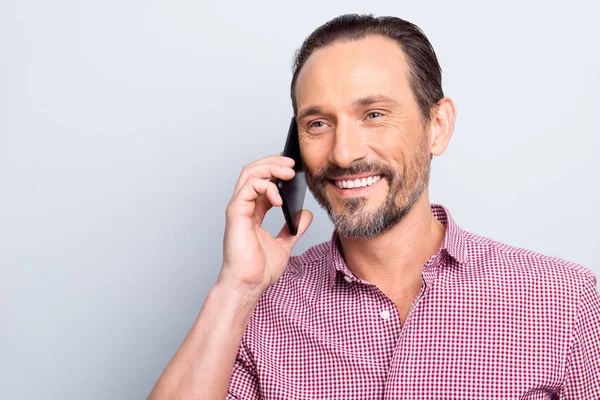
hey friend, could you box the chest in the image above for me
[250,282,570,399]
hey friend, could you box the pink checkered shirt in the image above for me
[227,204,600,399]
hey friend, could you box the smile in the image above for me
[331,174,381,189]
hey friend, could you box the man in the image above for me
[149,14,600,399]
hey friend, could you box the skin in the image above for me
[148,34,455,399]
[295,35,456,320]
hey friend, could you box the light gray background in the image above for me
[1,0,598,399]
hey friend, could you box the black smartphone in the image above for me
[276,117,307,236]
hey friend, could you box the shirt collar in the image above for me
[327,203,470,287]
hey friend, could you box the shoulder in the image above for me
[460,228,596,294]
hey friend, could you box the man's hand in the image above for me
[220,154,313,291]
[148,154,312,400]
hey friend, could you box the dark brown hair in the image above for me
[290,14,444,126]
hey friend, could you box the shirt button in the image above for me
[344,275,352,283]
[380,309,390,320]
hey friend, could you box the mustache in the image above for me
[309,160,396,182]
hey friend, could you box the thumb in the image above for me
[276,209,313,250]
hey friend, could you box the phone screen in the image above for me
[276,117,307,236]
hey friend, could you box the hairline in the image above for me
[291,34,430,125]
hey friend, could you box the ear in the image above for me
[427,97,457,157]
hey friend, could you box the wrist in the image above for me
[216,267,268,297]
[213,271,265,308]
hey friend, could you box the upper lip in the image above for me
[329,173,382,181]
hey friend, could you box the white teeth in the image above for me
[334,175,381,189]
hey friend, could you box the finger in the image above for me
[232,163,295,198]
[254,182,282,223]
[246,154,295,169]
[233,155,294,195]
[276,209,313,250]
[228,177,282,220]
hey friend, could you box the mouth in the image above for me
[327,174,383,196]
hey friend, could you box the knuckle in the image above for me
[250,177,264,190]
[241,163,256,176]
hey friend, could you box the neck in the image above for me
[338,191,446,292]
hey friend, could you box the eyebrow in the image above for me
[297,94,400,121]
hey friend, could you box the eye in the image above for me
[366,111,383,119]
[308,120,326,129]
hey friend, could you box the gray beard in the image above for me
[305,141,431,239]
[327,177,427,239]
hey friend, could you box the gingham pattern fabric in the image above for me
[227,204,600,399]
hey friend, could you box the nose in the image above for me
[328,119,368,168]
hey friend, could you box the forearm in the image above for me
[148,279,263,400]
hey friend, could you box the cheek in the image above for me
[367,132,406,170]
[369,124,421,167]
[300,136,332,173]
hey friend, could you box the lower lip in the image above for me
[328,176,383,197]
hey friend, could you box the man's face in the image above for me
[295,35,432,239]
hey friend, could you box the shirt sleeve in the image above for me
[226,338,260,400]
[560,273,600,399]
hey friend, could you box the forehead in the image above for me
[295,35,413,110]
